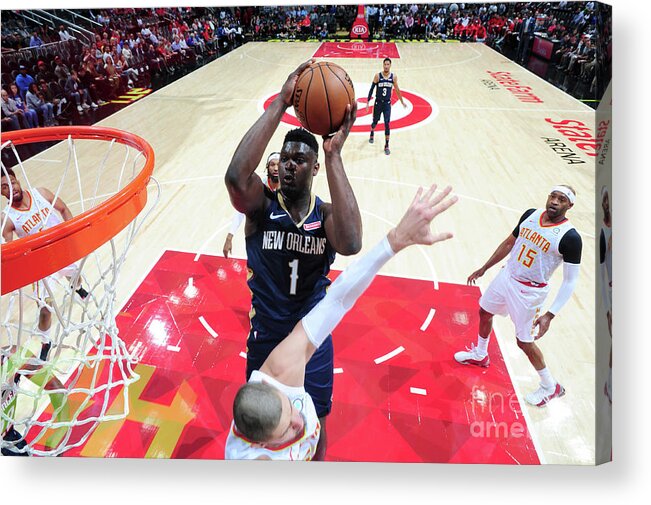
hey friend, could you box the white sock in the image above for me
[537,367,556,389]
[476,335,490,356]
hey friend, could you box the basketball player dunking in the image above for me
[1,167,89,361]
[223,152,280,258]
[455,186,582,407]
[224,61,361,460]
[225,185,457,460]
[366,57,406,155]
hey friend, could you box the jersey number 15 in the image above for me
[517,244,537,268]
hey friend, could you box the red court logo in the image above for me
[260,83,438,135]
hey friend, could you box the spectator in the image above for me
[103,55,123,95]
[35,60,56,83]
[29,31,44,47]
[59,24,74,41]
[1,89,28,129]
[116,54,138,88]
[54,56,71,81]
[38,79,67,118]
[26,82,55,126]
[15,66,35,100]
[81,61,110,103]
[8,83,38,128]
[2,109,21,132]
[121,43,134,65]
[171,35,186,56]
[65,70,96,112]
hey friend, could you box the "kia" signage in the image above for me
[350,5,369,39]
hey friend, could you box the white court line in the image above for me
[239,351,247,359]
[361,209,440,290]
[333,368,344,374]
[193,219,233,262]
[24,157,62,164]
[198,316,218,338]
[166,345,181,352]
[420,308,436,331]
[374,346,405,364]
[410,387,427,396]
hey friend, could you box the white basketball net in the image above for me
[1,132,158,456]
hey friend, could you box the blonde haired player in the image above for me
[1,167,89,362]
[455,185,582,407]
[225,184,457,460]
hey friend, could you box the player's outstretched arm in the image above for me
[225,60,313,216]
[261,184,457,387]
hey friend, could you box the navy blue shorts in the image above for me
[372,101,392,127]
[246,324,333,418]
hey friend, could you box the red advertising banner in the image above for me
[350,5,369,39]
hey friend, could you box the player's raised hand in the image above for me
[467,267,486,285]
[322,101,358,155]
[280,60,314,106]
[387,184,457,253]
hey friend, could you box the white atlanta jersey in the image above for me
[225,370,321,461]
[4,188,62,239]
[506,209,575,285]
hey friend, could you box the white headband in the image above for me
[551,185,576,205]
[266,152,280,164]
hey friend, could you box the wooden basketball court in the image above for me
[3,41,599,463]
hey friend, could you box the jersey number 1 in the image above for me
[288,259,299,295]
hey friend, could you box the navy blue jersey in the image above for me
[375,72,394,104]
[245,191,336,335]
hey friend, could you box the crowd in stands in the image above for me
[1,3,609,132]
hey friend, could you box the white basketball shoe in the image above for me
[454,344,490,367]
[525,383,565,407]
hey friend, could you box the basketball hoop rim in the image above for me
[1,126,155,295]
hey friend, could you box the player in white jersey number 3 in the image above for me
[456,185,582,407]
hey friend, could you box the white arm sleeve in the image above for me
[302,236,396,348]
[548,262,580,315]
[228,211,245,235]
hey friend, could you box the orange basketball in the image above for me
[293,61,355,136]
